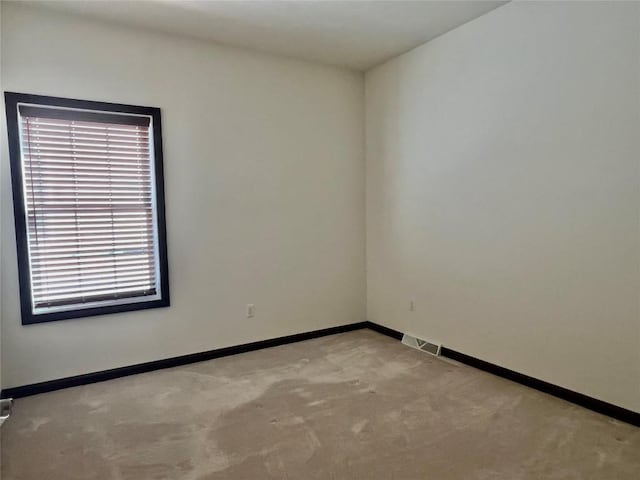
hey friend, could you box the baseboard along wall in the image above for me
[2,320,638,427]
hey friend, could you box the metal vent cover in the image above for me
[402,333,442,356]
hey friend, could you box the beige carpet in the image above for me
[2,330,639,479]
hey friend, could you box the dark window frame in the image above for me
[4,92,170,325]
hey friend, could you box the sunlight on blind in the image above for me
[20,109,157,310]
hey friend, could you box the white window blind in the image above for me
[18,106,159,312]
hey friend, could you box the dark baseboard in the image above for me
[364,321,639,427]
[4,319,639,428]
[364,320,403,340]
[440,347,640,427]
[1,322,368,399]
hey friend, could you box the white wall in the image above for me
[366,1,640,412]
[0,3,365,388]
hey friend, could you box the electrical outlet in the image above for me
[409,300,415,312]
[246,304,255,318]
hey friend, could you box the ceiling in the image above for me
[27,1,507,71]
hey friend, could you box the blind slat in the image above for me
[36,284,156,305]
[27,227,153,237]
[33,263,154,280]
[31,244,155,260]
[25,164,151,174]
[21,133,150,144]
[24,173,151,182]
[26,154,149,161]
[21,117,148,131]
[31,256,154,273]
[22,129,150,141]
[25,172,151,181]
[33,274,155,292]
[30,218,152,224]
[30,236,154,248]
[26,185,153,192]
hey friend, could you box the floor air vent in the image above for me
[402,333,442,356]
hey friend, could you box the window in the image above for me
[4,92,170,324]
